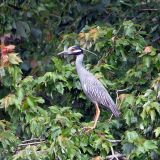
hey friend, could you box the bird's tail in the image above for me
[110,104,121,118]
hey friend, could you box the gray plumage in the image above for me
[76,53,120,117]
[58,45,120,118]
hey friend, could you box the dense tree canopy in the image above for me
[0,0,160,159]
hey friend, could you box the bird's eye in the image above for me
[71,48,75,51]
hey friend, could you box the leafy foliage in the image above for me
[0,0,160,159]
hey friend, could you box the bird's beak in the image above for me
[58,46,69,56]
[57,51,68,55]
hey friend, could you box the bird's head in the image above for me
[58,45,83,56]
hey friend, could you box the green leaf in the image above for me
[143,140,157,151]
[125,131,139,143]
[17,88,24,102]
[52,57,64,72]
[56,82,64,94]
[122,143,135,154]
[154,127,160,137]
[124,109,135,125]
[124,94,135,106]
[94,138,102,149]
[143,56,151,68]
[123,20,136,38]
[27,96,36,108]
[150,110,156,122]
[15,21,30,38]
[52,126,62,140]
[0,67,5,77]
[49,106,60,114]
[35,97,45,104]
[102,143,109,153]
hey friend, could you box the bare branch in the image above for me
[106,153,126,160]
[107,139,121,143]
[18,141,45,147]
[108,114,113,122]
[140,8,159,11]
[21,138,45,144]
[116,87,130,104]
[116,88,130,95]
[110,146,119,160]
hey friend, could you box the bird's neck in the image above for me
[75,54,86,74]
[76,54,84,66]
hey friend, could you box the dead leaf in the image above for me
[118,94,130,102]
[89,28,99,42]
[46,32,53,42]
[1,45,15,55]
[151,77,160,91]
[111,36,116,42]
[92,32,99,42]
[92,156,103,160]
[144,46,152,53]
[79,32,85,39]
[89,28,98,34]
[1,55,9,64]
[0,44,5,48]
[0,94,16,110]
[95,73,103,80]
[5,45,15,51]
[85,33,90,41]
[8,53,23,65]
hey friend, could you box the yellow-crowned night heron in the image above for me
[58,46,120,132]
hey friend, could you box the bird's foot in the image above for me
[82,126,95,133]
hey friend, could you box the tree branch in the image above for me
[21,138,45,143]
[140,8,159,11]
[106,153,126,159]
[110,146,119,160]
[18,141,45,147]
[107,139,121,143]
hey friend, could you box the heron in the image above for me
[58,46,120,132]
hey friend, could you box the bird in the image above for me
[58,45,120,132]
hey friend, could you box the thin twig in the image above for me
[109,88,129,121]
[140,8,159,11]
[21,138,45,144]
[110,146,119,160]
[116,88,130,96]
[152,36,160,43]
[107,139,121,143]
[82,48,97,56]
[18,141,45,147]
[108,114,113,122]
[116,88,130,105]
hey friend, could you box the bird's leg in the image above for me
[83,102,100,133]
[93,102,100,128]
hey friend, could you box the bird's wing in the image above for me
[82,74,120,117]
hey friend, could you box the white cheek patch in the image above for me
[73,49,82,53]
